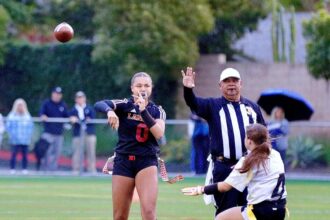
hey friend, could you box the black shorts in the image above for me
[112,154,158,178]
[241,199,286,220]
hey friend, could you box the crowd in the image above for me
[0,87,97,174]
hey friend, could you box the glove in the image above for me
[181,186,203,196]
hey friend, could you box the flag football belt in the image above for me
[212,155,238,165]
[103,154,184,184]
[247,198,289,220]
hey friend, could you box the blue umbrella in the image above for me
[257,89,314,121]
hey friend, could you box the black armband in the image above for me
[140,109,156,128]
[203,183,218,195]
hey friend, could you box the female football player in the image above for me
[95,72,166,220]
[182,123,287,220]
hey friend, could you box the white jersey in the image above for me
[225,149,287,204]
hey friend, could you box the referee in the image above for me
[181,67,265,215]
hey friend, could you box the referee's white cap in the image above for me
[219,68,241,82]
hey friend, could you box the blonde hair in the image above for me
[130,72,152,86]
[10,98,31,117]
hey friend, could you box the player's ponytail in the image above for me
[238,124,271,173]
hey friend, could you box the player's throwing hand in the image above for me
[107,110,119,130]
[181,67,196,88]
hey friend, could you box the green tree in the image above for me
[199,0,268,60]
[30,0,95,40]
[93,1,214,117]
[279,0,321,11]
[303,9,330,81]
[0,5,10,65]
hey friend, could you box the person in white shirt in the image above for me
[69,91,97,174]
[182,123,287,220]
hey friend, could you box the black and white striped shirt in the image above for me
[184,87,265,160]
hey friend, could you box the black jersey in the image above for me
[95,98,166,156]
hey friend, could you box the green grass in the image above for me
[0,177,329,220]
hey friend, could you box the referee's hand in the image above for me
[181,67,195,88]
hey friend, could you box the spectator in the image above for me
[39,86,68,171]
[191,113,209,174]
[6,98,33,174]
[267,106,289,165]
[69,91,97,174]
[0,113,4,148]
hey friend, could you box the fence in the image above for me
[0,117,329,172]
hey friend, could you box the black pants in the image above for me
[212,159,247,215]
[10,144,28,169]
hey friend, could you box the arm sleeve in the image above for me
[224,158,251,192]
[280,120,289,135]
[89,106,96,119]
[0,115,4,134]
[256,106,266,126]
[183,87,210,119]
[39,101,47,116]
[94,100,115,113]
[94,99,128,114]
[62,103,69,118]
[68,108,75,117]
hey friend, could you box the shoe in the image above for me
[22,170,28,175]
[10,169,16,174]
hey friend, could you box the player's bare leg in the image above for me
[215,207,244,220]
[135,166,158,220]
[112,175,135,220]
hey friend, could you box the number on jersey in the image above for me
[136,123,149,142]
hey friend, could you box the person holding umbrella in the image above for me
[267,107,289,165]
[257,89,315,167]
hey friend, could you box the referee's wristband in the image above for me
[203,183,218,195]
[140,109,156,128]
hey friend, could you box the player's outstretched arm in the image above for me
[182,182,232,196]
[181,186,204,196]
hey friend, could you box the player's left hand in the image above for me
[181,186,203,196]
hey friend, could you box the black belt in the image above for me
[254,198,286,208]
[212,155,238,164]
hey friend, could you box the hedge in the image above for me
[0,42,178,118]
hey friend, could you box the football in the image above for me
[54,22,74,43]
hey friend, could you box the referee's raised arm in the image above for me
[181,67,210,118]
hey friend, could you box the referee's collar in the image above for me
[222,96,248,105]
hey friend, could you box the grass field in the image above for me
[0,176,329,220]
